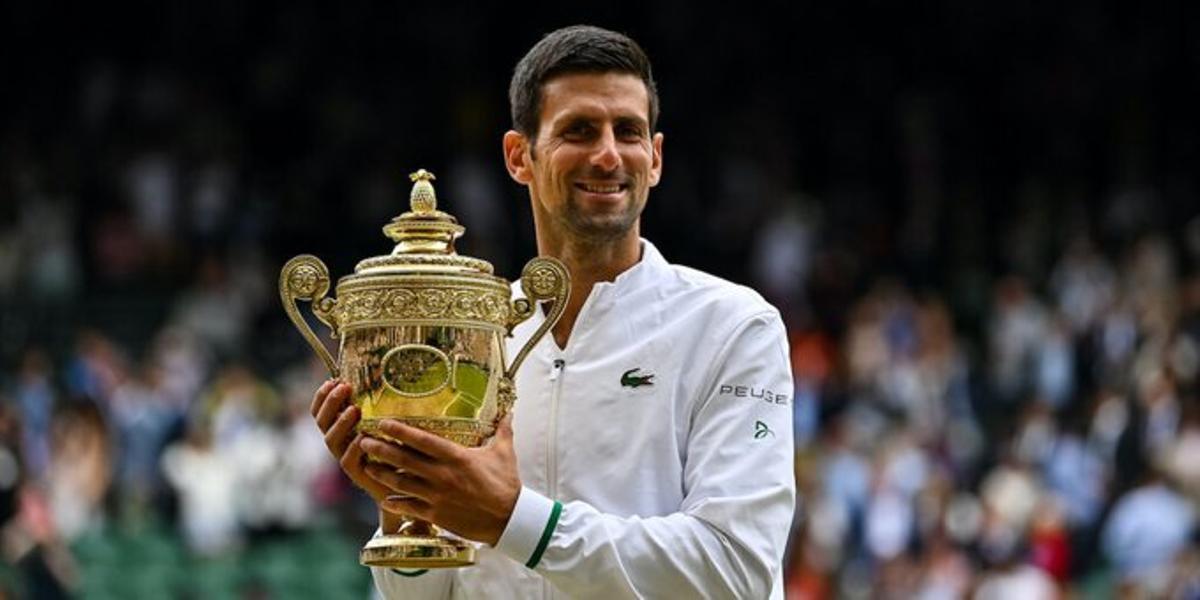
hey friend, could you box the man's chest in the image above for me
[506,326,698,515]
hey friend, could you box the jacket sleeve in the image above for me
[492,311,796,599]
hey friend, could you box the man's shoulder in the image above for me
[660,262,778,317]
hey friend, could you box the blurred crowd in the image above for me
[3,2,1200,599]
[782,229,1200,599]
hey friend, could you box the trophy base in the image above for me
[359,534,477,569]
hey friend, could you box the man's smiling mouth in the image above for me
[574,182,627,194]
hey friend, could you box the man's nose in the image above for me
[589,127,621,173]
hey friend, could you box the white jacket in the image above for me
[373,240,795,599]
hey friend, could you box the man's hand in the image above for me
[360,417,521,546]
[310,380,397,512]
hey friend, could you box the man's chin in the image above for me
[562,214,638,242]
[561,194,644,241]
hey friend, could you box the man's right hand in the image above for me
[310,379,394,507]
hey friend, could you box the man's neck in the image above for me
[536,230,642,349]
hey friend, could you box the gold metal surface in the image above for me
[360,534,477,569]
[280,169,570,569]
[280,255,339,376]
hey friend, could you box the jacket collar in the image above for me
[523,238,670,330]
[521,238,668,355]
[595,238,669,299]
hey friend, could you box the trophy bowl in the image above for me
[279,169,569,569]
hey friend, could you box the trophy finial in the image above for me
[409,169,437,214]
[382,168,463,254]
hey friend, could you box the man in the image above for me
[311,25,795,598]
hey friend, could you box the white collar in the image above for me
[598,238,670,297]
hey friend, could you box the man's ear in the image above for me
[648,131,664,187]
[503,130,533,185]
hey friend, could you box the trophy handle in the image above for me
[280,254,340,377]
[505,257,570,380]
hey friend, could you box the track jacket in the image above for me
[372,239,796,599]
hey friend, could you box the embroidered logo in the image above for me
[754,420,775,439]
[620,368,655,388]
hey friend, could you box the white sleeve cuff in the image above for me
[493,486,561,569]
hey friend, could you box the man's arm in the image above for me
[368,312,796,598]
[491,312,796,598]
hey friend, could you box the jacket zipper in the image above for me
[540,285,599,599]
[547,358,565,500]
[543,358,566,600]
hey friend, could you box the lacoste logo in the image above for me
[621,368,655,388]
[754,421,775,439]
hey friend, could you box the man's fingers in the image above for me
[316,382,352,431]
[339,432,367,471]
[365,464,435,501]
[495,414,514,443]
[311,379,338,418]
[380,495,432,519]
[359,436,437,476]
[375,419,461,460]
[324,404,360,457]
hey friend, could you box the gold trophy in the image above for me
[279,169,569,569]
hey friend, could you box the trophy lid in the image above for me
[351,169,497,277]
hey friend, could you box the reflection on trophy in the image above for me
[279,169,569,569]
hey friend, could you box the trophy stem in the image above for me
[359,518,476,569]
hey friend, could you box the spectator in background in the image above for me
[63,330,128,413]
[989,276,1048,406]
[1102,466,1196,596]
[199,363,280,452]
[13,349,55,480]
[0,402,77,598]
[1042,404,1109,544]
[124,150,180,268]
[169,256,255,359]
[16,192,81,303]
[46,401,111,542]
[108,363,181,520]
[148,327,212,415]
[972,555,1056,600]
[1164,405,1200,500]
[161,419,239,555]
[1049,235,1115,336]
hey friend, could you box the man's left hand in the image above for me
[359,416,521,546]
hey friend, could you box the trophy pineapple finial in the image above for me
[409,169,437,214]
[382,168,463,253]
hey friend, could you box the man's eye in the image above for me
[563,125,591,139]
[618,127,644,140]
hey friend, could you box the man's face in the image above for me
[508,72,663,244]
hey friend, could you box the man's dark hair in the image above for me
[509,25,659,141]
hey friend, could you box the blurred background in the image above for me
[2,2,1199,598]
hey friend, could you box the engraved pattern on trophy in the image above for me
[333,284,511,331]
[279,169,569,569]
[341,325,502,428]
[527,264,560,296]
[381,344,452,397]
[288,264,321,296]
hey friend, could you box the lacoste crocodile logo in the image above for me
[621,368,655,388]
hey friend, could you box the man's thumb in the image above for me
[496,414,514,442]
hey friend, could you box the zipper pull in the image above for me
[549,359,565,381]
